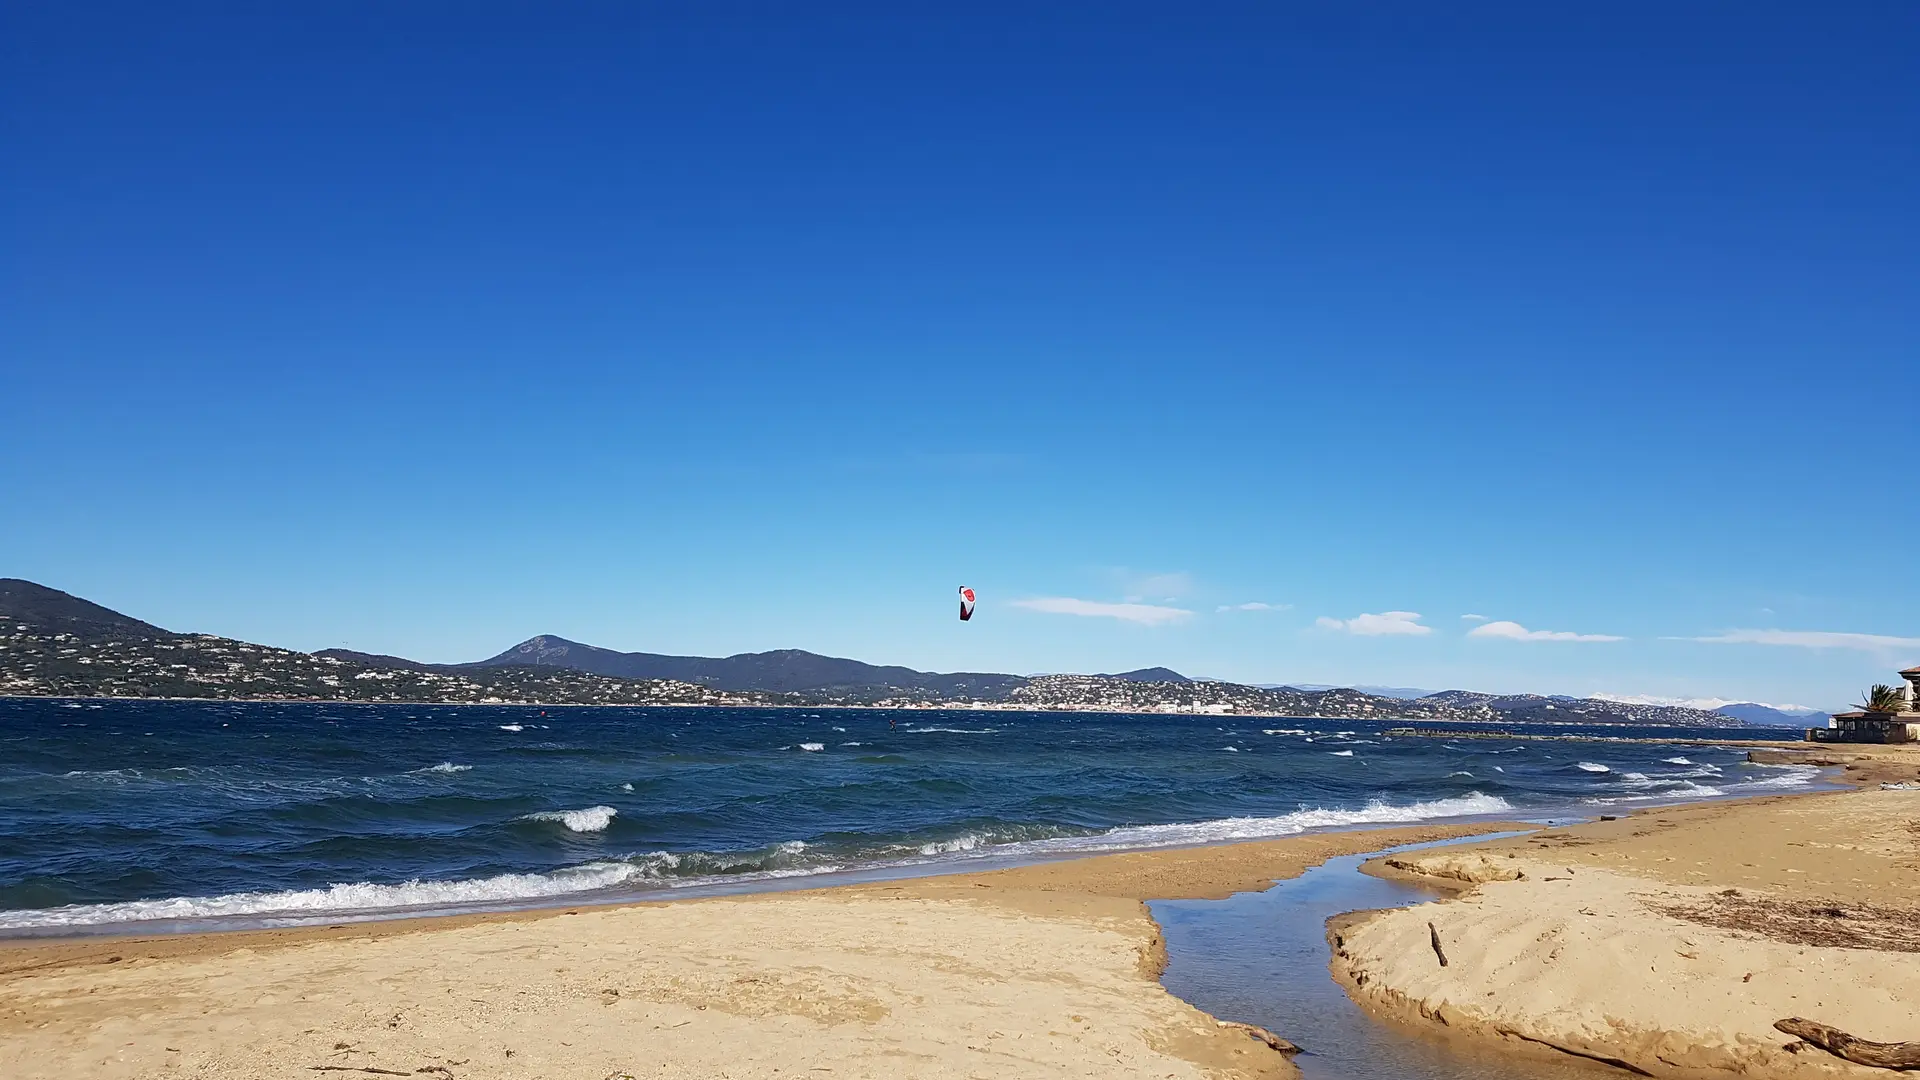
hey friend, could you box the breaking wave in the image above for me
[0,793,1517,930]
[0,861,652,930]
[522,806,617,832]
[1575,762,1611,773]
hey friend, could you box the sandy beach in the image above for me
[7,744,1917,1080]
[1332,744,1920,1078]
[0,821,1514,1080]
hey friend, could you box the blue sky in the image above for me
[4,4,1915,709]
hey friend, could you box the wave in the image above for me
[413,763,471,774]
[908,727,996,734]
[1664,756,1694,765]
[1575,762,1611,773]
[521,806,617,832]
[1069,793,1516,850]
[797,742,825,752]
[1733,766,1820,791]
[0,861,652,930]
[0,793,1520,931]
[1330,750,1355,757]
[1220,746,1241,752]
[1263,728,1306,736]
[498,724,523,732]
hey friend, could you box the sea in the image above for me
[0,698,1825,936]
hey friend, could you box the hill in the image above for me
[0,578,1755,725]
[1715,702,1830,726]
[472,635,1027,699]
[1098,667,1190,683]
[0,579,173,639]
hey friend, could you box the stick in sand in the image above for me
[1427,921,1448,967]
[1775,1018,1920,1070]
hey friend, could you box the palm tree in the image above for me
[1855,684,1907,714]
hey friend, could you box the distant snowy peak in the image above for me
[1714,703,1834,727]
[1590,693,1832,725]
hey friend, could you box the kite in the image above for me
[958,586,976,622]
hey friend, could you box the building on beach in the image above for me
[1808,664,1920,743]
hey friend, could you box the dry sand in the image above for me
[0,821,1514,1080]
[1332,744,1920,1078]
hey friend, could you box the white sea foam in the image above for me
[1448,770,1473,778]
[1220,746,1241,752]
[1576,762,1611,773]
[840,741,862,746]
[797,742,825,752]
[1263,729,1307,736]
[498,724,524,732]
[1664,757,1695,765]
[620,783,635,792]
[832,726,846,732]
[1068,793,1516,850]
[1733,766,1820,791]
[1330,750,1355,757]
[909,727,996,734]
[0,860,650,930]
[522,806,617,832]
[414,762,471,774]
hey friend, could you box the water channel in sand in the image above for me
[1155,840,1615,1080]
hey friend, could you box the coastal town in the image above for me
[2,583,1752,726]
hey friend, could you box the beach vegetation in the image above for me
[1855,684,1907,714]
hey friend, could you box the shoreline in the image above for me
[1,731,1898,1078]
[7,692,1782,728]
[1328,742,1920,1078]
[0,821,1530,1080]
[0,765,1837,941]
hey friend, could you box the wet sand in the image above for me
[1331,744,1920,1078]
[0,821,1518,1080]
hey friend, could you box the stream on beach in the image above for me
[1155,842,1614,1080]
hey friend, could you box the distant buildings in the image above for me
[1809,664,1920,743]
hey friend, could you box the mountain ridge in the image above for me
[1,579,1769,725]
[0,578,175,640]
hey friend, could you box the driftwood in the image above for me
[1775,1018,1920,1070]
[1427,921,1449,967]
[1215,1020,1301,1054]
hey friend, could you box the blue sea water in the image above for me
[0,699,1822,935]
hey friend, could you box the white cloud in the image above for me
[1469,620,1624,643]
[1316,611,1432,636]
[1459,613,1489,622]
[1216,602,1289,613]
[1115,571,1193,603]
[1676,629,1920,654]
[1012,597,1193,626]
